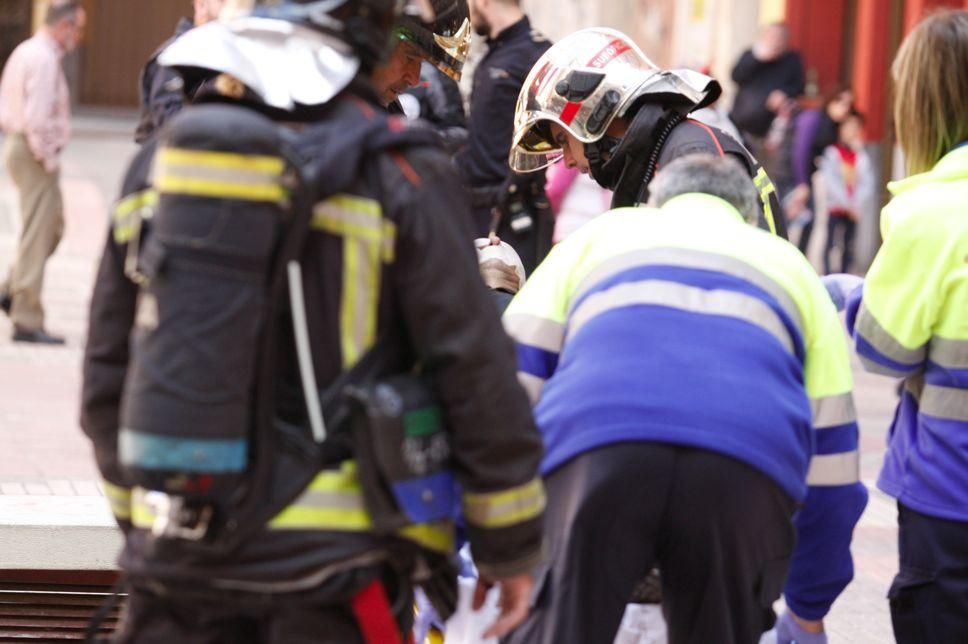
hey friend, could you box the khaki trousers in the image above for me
[2,134,64,331]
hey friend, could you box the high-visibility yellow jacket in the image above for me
[847,142,968,522]
[505,193,867,619]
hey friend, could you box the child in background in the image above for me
[818,110,874,274]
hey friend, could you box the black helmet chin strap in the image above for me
[585,135,622,190]
[588,102,687,208]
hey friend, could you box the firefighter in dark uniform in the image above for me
[133,0,224,144]
[372,0,472,111]
[81,1,544,641]
[509,27,788,240]
[457,0,551,273]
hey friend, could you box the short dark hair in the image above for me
[45,0,81,26]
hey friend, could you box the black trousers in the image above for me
[889,503,968,643]
[823,215,856,274]
[503,443,796,644]
[111,572,414,644]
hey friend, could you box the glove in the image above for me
[820,273,864,312]
[774,610,827,644]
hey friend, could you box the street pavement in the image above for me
[0,111,901,642]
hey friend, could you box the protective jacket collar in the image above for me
[888,144,968,196]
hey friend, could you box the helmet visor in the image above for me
[509,113,566,173]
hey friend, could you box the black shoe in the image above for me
[0,292,10,316]
[12,326,65,345]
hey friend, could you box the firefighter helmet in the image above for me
[396,0,472,82]
[221,0,433,70]
[509,27,721,173]
[159,0,436,110]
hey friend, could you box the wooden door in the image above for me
[79,0,189,106]
[0,0,32,74]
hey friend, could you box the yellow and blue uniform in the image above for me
[505,193,867,619]
[846,143,968,522]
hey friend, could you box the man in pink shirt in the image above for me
[0,0,85,344]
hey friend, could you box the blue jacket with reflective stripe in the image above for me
[505,193,868,619]
[846,144,968,522]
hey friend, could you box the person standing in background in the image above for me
[729,23,804,174]
[458,0,551,273]
[818,110,873,274]
[0,0,86,345]
[787,86,854,255]
[134,0,225,144]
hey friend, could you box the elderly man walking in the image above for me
[0,0,85,344]
[503,155,867,644]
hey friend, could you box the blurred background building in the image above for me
[1,0,964,139]
[1,0,967,267]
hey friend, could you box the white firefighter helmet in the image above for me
[159,0,437,111]
[509,27,721,173]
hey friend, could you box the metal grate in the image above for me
[0,571,121,642]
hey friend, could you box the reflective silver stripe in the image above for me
[920,384,968,422]
[462,478,546,529]
[568,279,795,355]
[858,354,909,378]
[855,304,926,365]
[930,337,968,370]
[504,313,565,354]
[806,450,860,486]
[518,372,545,405]
[571,248,804,336]
[295,489,366,511]
[904,376,924,402]
[811,392,857,428]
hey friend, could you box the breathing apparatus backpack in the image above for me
[116,98,458,566]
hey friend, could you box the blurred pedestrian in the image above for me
[504,155,866,644]
[0,0,85,344]
[458,0,552,272]
[134,0,224,144]
[729,23,804,162]
[818,110,874,274]
[843,9,968,643]
[787,86,854,254]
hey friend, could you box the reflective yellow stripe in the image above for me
[101,480,132,521]
[463,478,546,529]
[159,148,285,175]
[130,488,155,528]
[112,190,158,244]
[398,521,456,553]
[312,194,396,368]
[153,147,287,203]
[754,168,778,235]
[270,505,373,531]
[154,176,287,202]
[269,461,455,553]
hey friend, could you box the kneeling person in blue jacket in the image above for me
[502,154,868,644]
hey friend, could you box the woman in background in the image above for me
[845,9,968,643]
